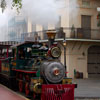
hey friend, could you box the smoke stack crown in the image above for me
[46,30,56,40]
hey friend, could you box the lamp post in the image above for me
[63,40,67,76]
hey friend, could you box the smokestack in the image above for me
[46,30,56,47]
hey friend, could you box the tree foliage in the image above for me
[12,0,22,13]
[0,0,22,13]
[1,0,6,12]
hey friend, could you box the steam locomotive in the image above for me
[0,31,76,100]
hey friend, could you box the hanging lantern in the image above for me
[97,13,100,27]
[97,13,100,19]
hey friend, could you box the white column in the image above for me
[27,18,32,33]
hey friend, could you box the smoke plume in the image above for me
[21,0,59,26]
[0,0,79,41]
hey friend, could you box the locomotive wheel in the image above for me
[33,92,36,100]
[33,93,40,100]
[19,80,23,92]
[25,82,30,96]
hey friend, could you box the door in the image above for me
[88,46,100,78]
[81,15,91,38]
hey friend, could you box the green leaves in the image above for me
[0,0,22,13]
[0,0,7,12]
[12,0,22,13]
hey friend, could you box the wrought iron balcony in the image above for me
[20,27,100,42]
[43,27,100,40]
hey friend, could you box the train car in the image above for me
[0,31,76,100]
[0,41,19,73]
[0,41,19,86]
[0,42,12,72]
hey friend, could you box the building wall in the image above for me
[57,0,100,78]
[60,41,100,78]
[65,0,100,28]
[66,41,88,78]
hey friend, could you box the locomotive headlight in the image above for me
[51,47,61,58]
[53,68,60,76]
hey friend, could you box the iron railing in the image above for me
[10,27,100,42]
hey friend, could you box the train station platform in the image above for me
[74,78,100,98]
[0,84,29,100]
[0,79,100,100]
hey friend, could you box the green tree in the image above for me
[0,0,22,12]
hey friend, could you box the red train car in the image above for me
[0,41,19,85]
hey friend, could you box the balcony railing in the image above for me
[20,27,100,42]
[56,27,100,40]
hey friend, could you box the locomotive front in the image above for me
[29,31,76,100]
[36,31,75,100]
[40,31,65,83]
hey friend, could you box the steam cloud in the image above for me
[21,0,59,25]
[0,0,78,41]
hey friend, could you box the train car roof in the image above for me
[0,41,19,46]
[11,41,40,48]
[0,41,19,49]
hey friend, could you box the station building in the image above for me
[61,0,100,78]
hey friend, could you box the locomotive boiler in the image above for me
[0,30,76,100]
[40,61,65,83]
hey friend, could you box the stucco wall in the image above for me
[66,42,88,78]
[59,0,100,28]
[60,41,100,78]
[68,0,100,28]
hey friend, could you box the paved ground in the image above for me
[0,79,100,99]
[74,78,100,97]
[0,84,29,100]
